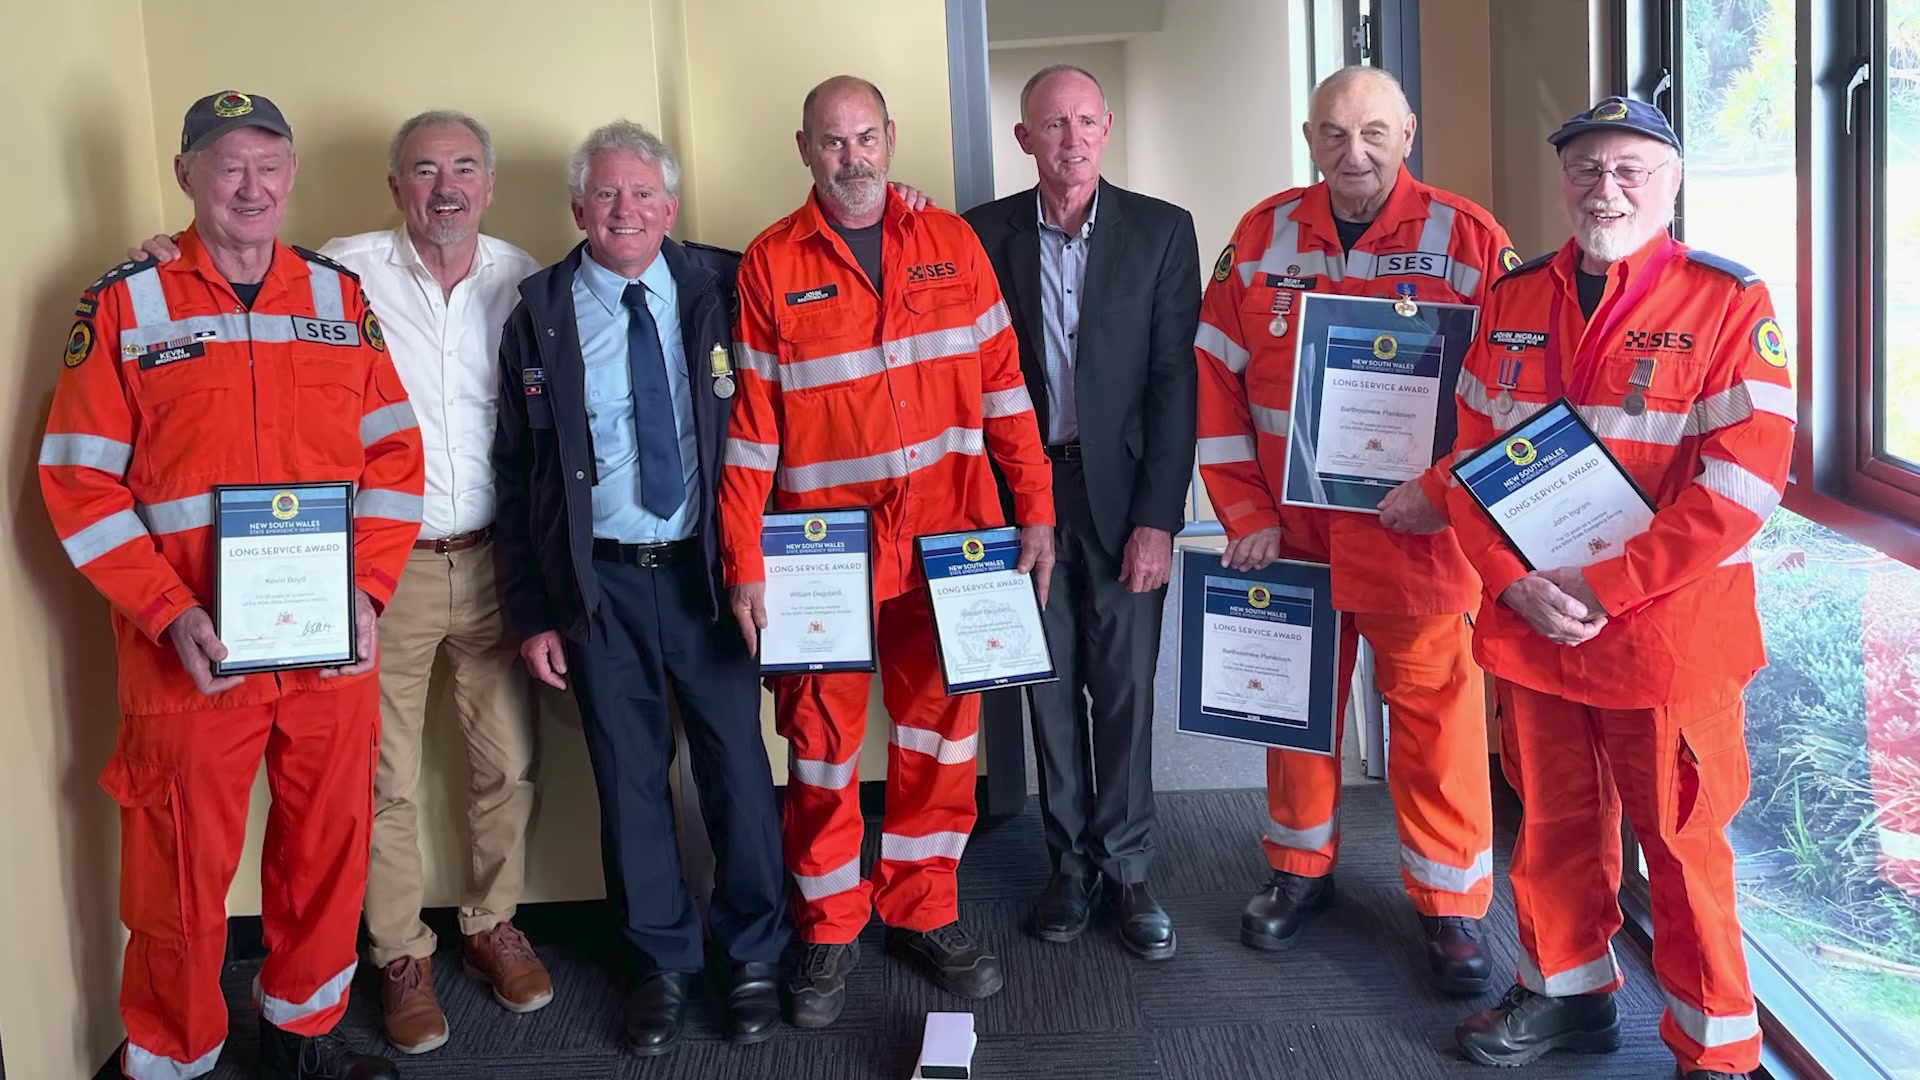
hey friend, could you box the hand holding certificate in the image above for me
[757,509,875,675]
[1450,399,1656,571]
[917,527,1057,695]
[211,483,357,676]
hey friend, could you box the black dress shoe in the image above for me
[727,961,781,1044]
[1422,914,1491,995]
[886,922,1005,999]
[622,971,691,1057]
[1114,882,1176,961]
[1456,984,1620,1067]
[1240,870,1333,951]
[1679,1071,1751,1080]
[786,940,860,1029]
[255,1016,398,1080]
[1029,872,1098,943]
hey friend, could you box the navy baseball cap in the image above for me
[180,90,293,154]
[1548,96,1681,153]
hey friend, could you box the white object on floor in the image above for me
[914,1011,978,1079]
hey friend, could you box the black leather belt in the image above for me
[1044,442,1082,462]
[414,527,491,554]
[591,537,697,568]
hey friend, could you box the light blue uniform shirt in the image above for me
[1037,188,1098,445]
[573,250,700,543]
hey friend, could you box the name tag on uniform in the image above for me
[1374,252,1454,279]
[785,284,838,306]
[1261,273,1319,290]
[137,341,207,370]
[1489,330,1550,350]
[291,316,361,347]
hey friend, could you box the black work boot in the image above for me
[1422,914,1492,995]
[1456,984,1621,1067]
[886,921,1005,999]
[1240,870,1333,951]
[1678,1070,1752,1079]
[785,940,860,1029]
[255,1016,398,1080]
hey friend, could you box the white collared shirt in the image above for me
[321,227,540,539]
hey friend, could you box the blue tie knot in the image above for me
[621,281,649,311]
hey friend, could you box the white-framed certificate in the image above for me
[1282,293,1480,513]
[916,527,1057,695]
[1175,551,1340,755]
[759,508,875,675]
[212,482,356,675]
[1451,398,1657,570]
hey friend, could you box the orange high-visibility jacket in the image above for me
[1442,238,1795,709]
[719,190,1053,601]
[38,226,424,715]
[1195,166,1517,615]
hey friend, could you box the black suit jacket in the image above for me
[492,237,740,642]
[964,179,1200,555]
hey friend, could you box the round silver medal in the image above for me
[1268,315,1288,337]
[714,374,737,400]
[1494,390,1514,415]
[1394,298,1419,318]
[1623,390,1646,416]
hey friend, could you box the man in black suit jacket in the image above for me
[963,64,1199,960]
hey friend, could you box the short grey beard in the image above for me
[1573,199,1676,265]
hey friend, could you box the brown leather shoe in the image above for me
[380,954,450,1055]
[462,921,554,1013]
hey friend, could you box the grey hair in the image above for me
[1308,65,1412,119]
[567,120,681,200]
[387,109,496,177]
[1018,64,1108,123]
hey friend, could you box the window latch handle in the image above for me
[1845,56,1871,136]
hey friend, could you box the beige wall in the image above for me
[1489,0,1594,257]
[988,42,1131,198]
[0,3,164,1075]
[1420,0,1496,213]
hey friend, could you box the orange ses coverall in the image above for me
[1443,238,1793,1076]
[1194,166,1515,917]
[38,228,423,1080]
[720,190,1052,943]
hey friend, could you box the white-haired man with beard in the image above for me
[1438,97,1791,1080]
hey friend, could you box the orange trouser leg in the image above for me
[1357,611,1493,918]
[871,588,980,932]
[107,704,273,1080]
[774,666,874,944]
[1261,619,1359,876]
[1494,681,1627,998]
[1606,686,1760,1075]
[255,680,380,1037]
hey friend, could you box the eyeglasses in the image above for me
[1563,159,1672,189]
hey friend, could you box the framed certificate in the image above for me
[759,508,876,675]
[1282,293,1480,513]
[211,482,356,675]
[1175,550,1340,755]
[1450,398,1657,571]
[916,527,1057,695]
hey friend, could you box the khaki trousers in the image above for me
[366,539,537,968]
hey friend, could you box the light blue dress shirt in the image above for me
[1037,188,1098,445]
[573,250,700,543]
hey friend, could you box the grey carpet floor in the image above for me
[187,783,1679,1079]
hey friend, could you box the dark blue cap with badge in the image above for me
[1548,96,1681,153]
[180,90,293,154]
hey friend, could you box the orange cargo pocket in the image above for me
[1673,699,1751,835]
[98,754,191,943]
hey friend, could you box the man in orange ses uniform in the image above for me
[1193,65,1515,992]
[1446,98,1790,1080]
[718,76,1053,1026]
[38,92,420,1080]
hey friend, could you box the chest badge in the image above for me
[1623,357,1657,417]
[1393,282,1419,318]
[1494,354,1523,416]
[710,343,736,400]
[1267,289,1294,337]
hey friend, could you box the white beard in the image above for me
[1573,196,1676,264]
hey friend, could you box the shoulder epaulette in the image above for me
[1684,249,1762,289]
[292,245,361,281]
[681,239,744,261]
[86,254,158,294]
[1491,251,1555,288]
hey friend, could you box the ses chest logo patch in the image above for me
[905,261,959,284]
[1374,252,1453,279]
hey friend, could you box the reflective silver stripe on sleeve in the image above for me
[981,386,1034,418]
[136,494,213,535]
[725,438,781,471]
[1688,380,1797,435]
[1195,321,1250,375]
[778,426,983,493]
[124,268,172,328]
[1249,404,1289,438]
[879,830,969,863]
[1264,814,1335,851]
[788,750,858,790]
[891,324,976,368]
[359,402,417,447]
[354,488,424,522]
[1697,457,1783,519]
[793,857,862,900]
[39,433,133,476]
[307,263,345,322]
[61,508,149,566]
[890,724,978,765]
[1196,434,1257,465]
[975,300,1012,341]
[734,344,781,382]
